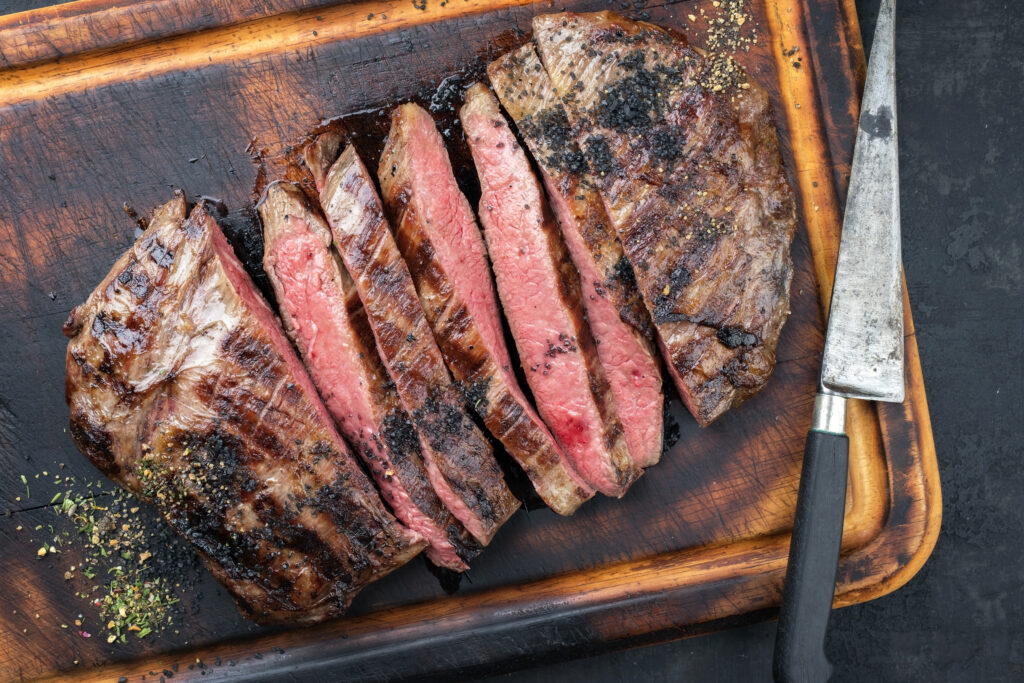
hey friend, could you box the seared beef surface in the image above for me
[378,103,594,515]
[63,196,425,624]
[461,83,640,498]
[259,181,478,570]
[489,44,664,467]
[532,11,797,425]
[307,141,520,546]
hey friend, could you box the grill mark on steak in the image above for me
[533,11,797,426]
[258,181,479,570]
[308,141,520,545]
[63,196,426,624]
[378,102,593,515]
[461,83,640,497]
[489,44,665,468]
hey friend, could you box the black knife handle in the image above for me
[773,428,850,683]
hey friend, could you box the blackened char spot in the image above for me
[116,262,151,299]
[413,390,468,454]
[717,326,759,348]
[668,263,691,290]
[92,311,144,351]
[610,253,639,292]
[462,378,490,415]
[652,264,692,322]
[148,239,175,268]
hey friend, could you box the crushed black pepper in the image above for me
[543,333,579,358]
[516,105,589,176]
[584,135,615,177]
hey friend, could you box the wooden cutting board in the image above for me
[0,0,940,680]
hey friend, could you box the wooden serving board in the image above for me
[0,0,939,680]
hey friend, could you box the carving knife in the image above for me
[773,0,904,680]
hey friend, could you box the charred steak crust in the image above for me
[532,11,798,425]
[64,196,426,624]
[461,83,640,498]
[307,141,519,546]
[258,181,478,571]
[378,103,594,516]
[489,44,665,468]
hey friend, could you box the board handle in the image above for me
[773,400,850,683]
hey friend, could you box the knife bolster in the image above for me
[812,393,847,435]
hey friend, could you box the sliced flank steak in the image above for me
[461,83,641,498]
[489,43,664,468]
[259,180,478,570]
[64,196,425,623]
[306,140,520,545]
[378,102,594,515]
[532,11,798,425]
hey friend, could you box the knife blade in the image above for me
[773,0,905,681]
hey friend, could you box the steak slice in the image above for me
[533,11,798,425]
[63,196,426,624]
[461,83,641,497]
[489,44,664,468]
[378,103,594,515]
[259,181,479,570]
[306,141,520,545]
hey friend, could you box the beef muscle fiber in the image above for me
[461,83,641,498]
[378,102,594,515]
[489,43,665,468]
[307,140,520,545]
[259,180,478,570]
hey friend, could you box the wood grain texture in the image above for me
[0,0,344,69]
[0,0,939,680]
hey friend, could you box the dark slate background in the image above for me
[3,0,1021,680]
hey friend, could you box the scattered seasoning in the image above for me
[692,0,758,93]
[16,474,198,644]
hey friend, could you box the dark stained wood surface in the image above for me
[0,0,345,69]
[0,0,940,680]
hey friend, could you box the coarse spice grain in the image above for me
[16,473,197,643]
[688,0,758,94]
